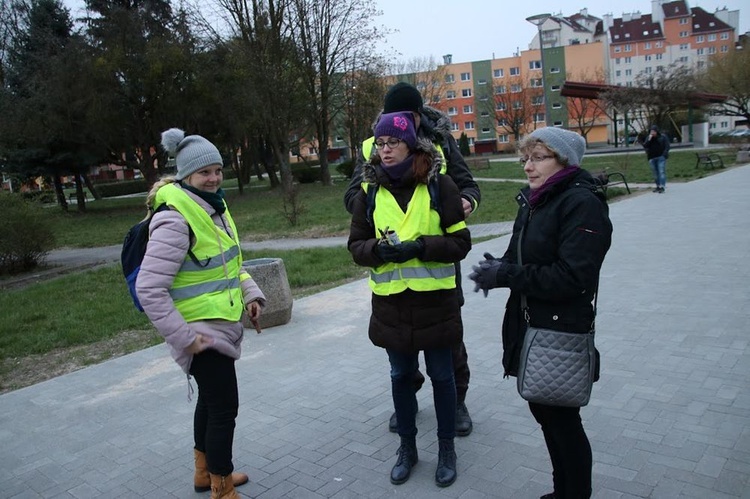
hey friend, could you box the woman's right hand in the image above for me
[186,334,213,354]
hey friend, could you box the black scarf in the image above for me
[180,183,227,214]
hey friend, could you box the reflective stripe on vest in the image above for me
[154,184,244,322]
[362,136,447,174]
[369,184,457,296]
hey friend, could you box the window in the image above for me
[512,100,522,109]
[680,43,688,50]
[552,102,562,109]
[461,88,472,98]
[721,45,728,53]
[493,68,504,78]
[697,60,705,68]
[656,65,664,72]
[696,35,705,43]
[446,90,456,99]
[481,127,491,134]
[553,121,563,127]
[696,48,704,55]
[721,33,729,40]
[551,85,560,92]
[645,55,652,61]
[625,43,632,52]
[498,134,509,143]
[529,60,541,70]
[478,79,487,85]
[615,70,621,77]
[550,67,561,73]
[708,34,717,42]
[463,105,473,114]
[451,123,459,131]
[496,102,507,111]
[432,95,440,103]
[679,56,688,63]
[335,136,343,142]
[615,58,621,65]
[478,94,489,101]
[531,96,543,105]
[534,113,545,122]
[625,69,632,76]
[656,53,663,60]
[614,46,621,53]
[460,72,471,81]
[530,78,542,88]
[495,85,506,94]
[510,67,520,76]
[679,17,688,25]
[679,31,688,38]
[464,121,475,130]
[644,67,652,74]
[645,42,651,49]
[480,111,490,117]
[497,118,508,126]
[416,82,426,91]
[624,56,632,63]
[511,84,522,93]
[708,46,716,55]
[445,74,455,83]
[468,137,475,147]
[447,107,458,116]
[656,41,663,48]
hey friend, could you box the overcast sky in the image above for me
[63,0,748,65]
[372,0,749,64]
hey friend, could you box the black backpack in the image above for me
[121,205,199,311]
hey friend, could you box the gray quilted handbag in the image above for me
[517,327,596,407]
[514,221,597,407]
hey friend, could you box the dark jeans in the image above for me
[190,349,239,476]
[387,348,456,440]
[529,402,592,499]
[411,341,470,404]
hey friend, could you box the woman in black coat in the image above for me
[348,111,471,488]
[469,127,612,499]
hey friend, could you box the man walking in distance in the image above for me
[344,82,481,436]
[641,124,670,193]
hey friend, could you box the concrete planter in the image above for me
[241,257,293,330]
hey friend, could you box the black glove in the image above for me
[468,252,504,296]
[375,239,425,264]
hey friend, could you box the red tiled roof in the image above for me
[609,14,664,44]
[661,1,689,19]
[691,6,733,34]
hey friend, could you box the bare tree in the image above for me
[481,75,541,142]
[697,43,750,125]
[340,61,387,162]
[289,0,382,186]
[566,69,608,142]
[388,56,449,108]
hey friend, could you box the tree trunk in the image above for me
[82,173,101,200]
[74,175,87,212]
[52,175,68,211]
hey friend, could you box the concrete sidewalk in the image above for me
[1,166,749,498]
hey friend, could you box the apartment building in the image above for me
[382,1,740,155]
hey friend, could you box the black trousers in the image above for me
[190,349,239,476]
[412,341,469,404]
[529,402,592,499]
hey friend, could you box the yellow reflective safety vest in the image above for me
[368,183,466,296]
[362,136,447,174]
[154,183,247,322]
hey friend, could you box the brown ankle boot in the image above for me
[194,449,248,492]
[209,472,240,499]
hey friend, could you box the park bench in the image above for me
[466,158,490,171]
[593,171,630,195]
[68,192,89,203]
[695,152,724,169]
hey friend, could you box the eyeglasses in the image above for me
[519,154,555,166]
[375,138,403,149]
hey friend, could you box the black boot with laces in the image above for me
[390,436,418,485]
[435,438,457,487]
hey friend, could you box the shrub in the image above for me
[0,192,56,274]
[96,180,148,198]
[336,159,355,179]
[290,163,320,184]
[20,190,55,203]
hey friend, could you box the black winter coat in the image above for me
[347,139,472,353]
[497,169,612,376]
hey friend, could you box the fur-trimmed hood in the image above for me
[360,136,442,188]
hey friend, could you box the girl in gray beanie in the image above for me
[136,128,266,498]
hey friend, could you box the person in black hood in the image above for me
[469,127,612,499]
[641,124,670,193]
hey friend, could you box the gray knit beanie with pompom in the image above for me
[161,128,223,180]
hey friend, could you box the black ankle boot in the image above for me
[390,437,418,485]
[435,438,457,487]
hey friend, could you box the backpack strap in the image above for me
[153,204,204,267]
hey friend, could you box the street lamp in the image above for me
[526,13,552,127]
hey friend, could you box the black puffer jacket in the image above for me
[344,105,480,215]
[347,138,472,353]
[496,169,612,376]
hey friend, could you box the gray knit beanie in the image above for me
[528,127,586,166]
[161,128,223,180]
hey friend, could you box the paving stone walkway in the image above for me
[1,166,749,498]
